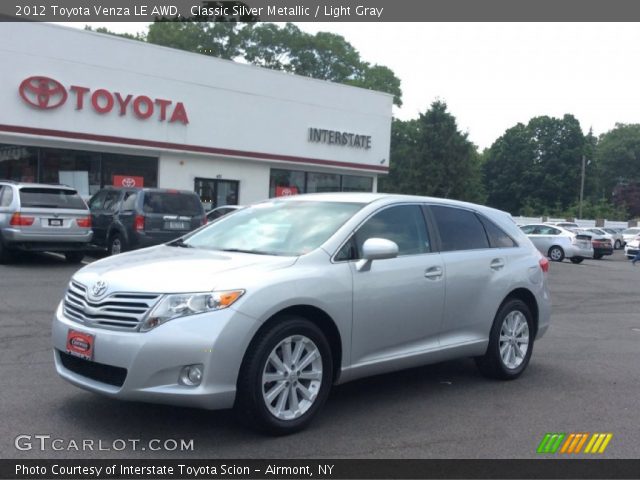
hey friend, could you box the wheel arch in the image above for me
[501,288,539,338]
[241,304,343,384]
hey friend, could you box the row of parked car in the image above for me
[519,221,640,263]
[0,180,241,263]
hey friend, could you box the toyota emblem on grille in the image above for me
[90,280,108,299]
[19,76,68,110]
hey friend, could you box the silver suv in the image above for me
[52,194,551,434]
[0,181,92,263]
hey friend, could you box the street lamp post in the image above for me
[579,155,586,219]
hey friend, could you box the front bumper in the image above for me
[52,302,258,410]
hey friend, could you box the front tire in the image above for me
[476,299,534,380]
[235,316,333,435]
[548,246,565,262]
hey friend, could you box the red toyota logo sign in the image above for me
[19,76,68,110]
[17,75,189,124]
[276,186,299,197]
[113,175,144,188]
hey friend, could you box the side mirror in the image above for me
[357,238,399,271]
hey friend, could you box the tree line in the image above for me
[91,21,640,219]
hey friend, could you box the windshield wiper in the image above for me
[219,248,273,255]
[167,239,193,248]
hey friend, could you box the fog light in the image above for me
[179,364,203,386]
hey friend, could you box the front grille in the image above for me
[58,350,127,387]
[63,281,160,331]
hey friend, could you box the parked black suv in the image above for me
[88,187,206,255]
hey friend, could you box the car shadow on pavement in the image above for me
[3,252,77,269]
[54,358,483,446]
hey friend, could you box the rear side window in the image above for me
[0,186,13,207]
[102,191,121,212]
[122,192,137,211]
[478,215,517,248]
[142,192,202,216]
[431,205,489,252]
[19,188,86,210]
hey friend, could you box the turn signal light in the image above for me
[134,214,145,231]
[539,257,549,273]
[76,217,92,228]
[10,213,34,226]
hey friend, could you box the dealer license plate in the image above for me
[66,329,94,361]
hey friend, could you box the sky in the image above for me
[60,22,640,150]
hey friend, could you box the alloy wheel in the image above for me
[499,311,530,370]
[261,335,323,421]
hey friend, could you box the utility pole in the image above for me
[579,155,586,219]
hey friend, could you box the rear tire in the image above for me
[64,252,84,264]
[235,316,333,435]
[108,234,124,256]
[570,257,584,264]
[476,299,534,380]
[548,246,565,262]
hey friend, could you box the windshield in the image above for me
[183,200,363,256]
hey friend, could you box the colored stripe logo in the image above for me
[537,433,612,454]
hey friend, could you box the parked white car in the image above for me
[622,228,640,245]
[624,235,640,259]
[520,224,593,263]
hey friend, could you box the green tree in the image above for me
[483,115,586,215]
[381,101,484,203]
[85,22,402,106]
[596,123,640,195]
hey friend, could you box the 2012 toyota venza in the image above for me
[52,194,551,434]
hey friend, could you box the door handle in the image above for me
[424,266,443,279]
[490,258,505,271]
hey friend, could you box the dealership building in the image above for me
[0,23,392,209]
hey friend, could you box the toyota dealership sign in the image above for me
[18,76,189,124]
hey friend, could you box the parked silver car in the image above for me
[520,223,593,263]
[601,228,624,249]
[52,194,552,434]
[0,181,92,263]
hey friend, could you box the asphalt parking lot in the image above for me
[1,251,639,459]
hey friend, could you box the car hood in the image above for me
[72,245,298,294]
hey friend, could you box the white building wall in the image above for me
[159,153,271,205]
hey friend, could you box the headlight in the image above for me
[140,290,244,332]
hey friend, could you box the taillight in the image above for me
[10,213,34,226]
[134,214,145,231]
[539,256,549,273]
[76,216,91,228]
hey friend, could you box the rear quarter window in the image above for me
[19,188,86,210]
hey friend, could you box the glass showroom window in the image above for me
[40,148,101,197]
[0,144,38,182]
[342,175,373,192]
[269,169,306,197]
[306,172,341,193]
